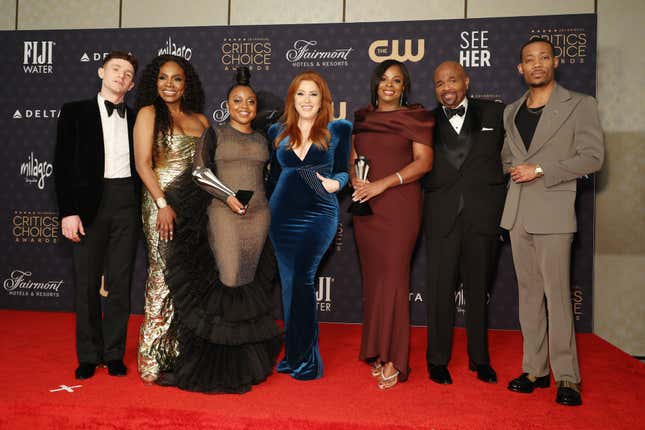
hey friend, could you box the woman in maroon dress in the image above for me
[351,60,434,389]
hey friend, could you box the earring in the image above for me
[399,94,403,106]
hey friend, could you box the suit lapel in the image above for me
[457,99,480,170]
[508,92,529,156]
[527,83,574,157]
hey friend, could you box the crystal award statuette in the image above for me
[348,155,373,216]
[193,167,254,206]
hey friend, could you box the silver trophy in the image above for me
[193,167,254,206]
[348,155,373,216]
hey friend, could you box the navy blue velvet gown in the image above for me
[267,120,351,380]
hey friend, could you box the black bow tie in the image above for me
[105,100,126,118]
[444,105,465,119]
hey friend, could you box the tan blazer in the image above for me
[500,83,604,233]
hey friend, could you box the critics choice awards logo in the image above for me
[221,37,271,71]
[23,41,54,74]
[285,40,353,68]
[12,210,59,244]
[529,27,588,64]
[20,152,53,190]
[158,36,193,60]
[369,39,425,63]
[3,270,63,298]
[316,276,333,312]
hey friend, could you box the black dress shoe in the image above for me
[75,362,97,380]
[556,381,582,406]
[507,373,550,393]
[469,362,497,383]
[106,360,127,376]
[428,364,452,385]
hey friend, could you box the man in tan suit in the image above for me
[501,39,604,406]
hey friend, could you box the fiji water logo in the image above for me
[20,152,53,190]
[158,37,193,60]
[23,41,54,73]
[316,276,333,312]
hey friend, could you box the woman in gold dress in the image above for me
[134,58,281,392]
[133,55,209,383]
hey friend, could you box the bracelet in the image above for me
[395,172,403,185]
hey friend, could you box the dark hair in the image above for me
[519,38,556,61]
[226,66,255,99]
[369,59,411,107]
[101,50,138,75]
[135,55,205,140]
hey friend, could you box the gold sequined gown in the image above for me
[138,133,197,379]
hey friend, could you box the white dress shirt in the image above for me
[97,94,131,178]
[443,97,468,135]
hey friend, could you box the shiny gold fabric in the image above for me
[137,133,197,379]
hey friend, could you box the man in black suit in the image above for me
[54,51,140,380]
[423,61,505,385]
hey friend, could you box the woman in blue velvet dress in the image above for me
[268,71,351,380]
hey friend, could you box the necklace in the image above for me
[526,104,545,115]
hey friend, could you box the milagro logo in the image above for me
[212,100,229,123]
[23,41,54,73]
[12,108,60,120]
[12,210,59,244]
[20,152,53,190]
[316,276,333,312]
[158,36,193,60]
[285,40,353,68]
[454,284,491,313]
[368,39,425,63]
[3,270,63,298]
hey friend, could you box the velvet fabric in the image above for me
[267,120,351,380]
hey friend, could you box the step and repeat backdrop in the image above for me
[0,14,596,331]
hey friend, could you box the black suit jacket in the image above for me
[422,98,506,237]
[54,98,139,226]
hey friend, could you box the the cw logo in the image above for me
[368,39,425,63]
[330,101,347,120]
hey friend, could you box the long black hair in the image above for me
[135,54,205,139]
[369,59,411,107]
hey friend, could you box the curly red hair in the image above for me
[275,71,332,150]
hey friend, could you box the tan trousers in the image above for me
[509,218,580,383]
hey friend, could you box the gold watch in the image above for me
[534,165,544,176]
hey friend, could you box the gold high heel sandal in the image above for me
[371,362,383,378]
[377,368,400,390]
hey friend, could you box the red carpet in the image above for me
[1,310,643,429]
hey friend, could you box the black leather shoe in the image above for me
[556,381,582,406]
[106,360,127,376]
[75,362,97,380]
[507,373,550,393]
[428,364,452,385]
[469,362,497,383]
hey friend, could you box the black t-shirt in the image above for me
[515,101,544,151]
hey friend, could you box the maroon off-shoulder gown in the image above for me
[353,104,434,380]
